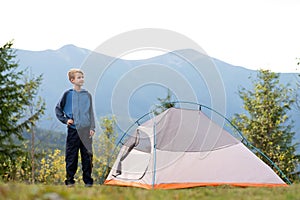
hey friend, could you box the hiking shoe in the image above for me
[65,179,75,186]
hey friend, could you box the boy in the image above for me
[55,68,95,187]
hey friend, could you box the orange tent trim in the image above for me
[104,179,288,189]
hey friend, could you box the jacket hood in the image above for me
[69,88,89,93]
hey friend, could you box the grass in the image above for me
[0,182,299,200]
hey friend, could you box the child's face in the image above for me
[71,72,84,87]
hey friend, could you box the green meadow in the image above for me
[0,183,299,200]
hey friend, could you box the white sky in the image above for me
[1,0,300,72]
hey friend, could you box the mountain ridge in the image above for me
[14,45,300,151]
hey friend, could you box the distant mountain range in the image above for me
[15,45,300,152]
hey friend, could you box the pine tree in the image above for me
[232,69,299,182]
[154,89,175,115]
[0,41,45,180]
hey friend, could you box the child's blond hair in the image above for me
[68,68,84,82]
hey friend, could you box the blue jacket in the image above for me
[55,89,95,130]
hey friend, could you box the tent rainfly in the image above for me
[104,107,287,189]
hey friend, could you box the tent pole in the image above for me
[102,101,292,186]
[152,113,157,189]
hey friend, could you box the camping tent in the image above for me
[104,107,287,189]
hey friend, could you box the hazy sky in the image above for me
[1,0,300,72]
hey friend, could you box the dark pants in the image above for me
[65,127,93,185]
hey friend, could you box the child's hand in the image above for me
[89,130,95,138]
[67,119,74,126]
